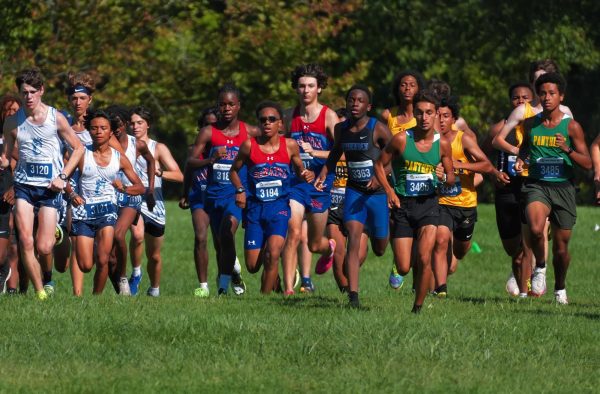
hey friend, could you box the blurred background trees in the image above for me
[2,0,599,200]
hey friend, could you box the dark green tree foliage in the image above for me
[2,0,599,200]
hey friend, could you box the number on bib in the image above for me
[537,157,564,179]
[405,173,434,197]
[255,180,283,202]
[212,163,232,184]
[348,160,373,183]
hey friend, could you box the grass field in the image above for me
[1,202,599,393]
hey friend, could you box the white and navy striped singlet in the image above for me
[14,107,64,187]
[72,147,120,221]
[135,139,165,225]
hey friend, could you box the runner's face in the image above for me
[70,92,92,117]
[537,83,563,112]
[511,87,533,108]
[218,93,240,122]
[113,118,126,138]
[437,106,455,134]
[258,107,282,138]
[346,89,371,120]
[19,83,43,110]
[89,117,112,145]
[414,101,437,131]
[2,100,20,118]
[296,76,320,105]
[399,75,418,103]
[131,114,149,139]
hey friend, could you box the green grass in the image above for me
[1,202,599,393]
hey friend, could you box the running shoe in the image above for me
[315,239,336,275]
[146,287,160,297]
[194,287,209,298]
[43,280,55,296]
[0,264,11,294]
[7,288,18,296]
[389,267,404,289]
[129,273,143,296]
[217,287,227,296]
[348,291,360,308]
[300,278,315,293]
[36,289,49,301]
[231,272,246,295]
[119,277,131,296]
[433,284,447,299]
[530,266,547,297]
[54,225,64,246]
[505,272,519,297]
[554,289,568,305]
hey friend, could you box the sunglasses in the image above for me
[259,116,280,124]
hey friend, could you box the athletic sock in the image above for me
[301,276,311,285]
[218,274,231,291]
[133,266,142,277]
[199,282,208,290]
[519,292,528,298]
[536,261,546,269]
[42,271,52,284]
[148,287,159,296]
[348,291,359,307]
[435,284,447,294]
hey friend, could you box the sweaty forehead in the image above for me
[416,101,436,111]
[259,107,278,116]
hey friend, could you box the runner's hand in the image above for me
[146,190,156,212]
[178,196,189,210]
[386,190,400,209]
[235,191,246,209]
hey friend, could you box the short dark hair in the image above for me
[84,108,119,133]
[217,83,241,102]
[1,94,22,123]
[255,100,284,120]
[529,59,560,83]
[105,105,130,125]
[391,70,425,105]
[16,67,45,90]
[197,106,218,129]
[346,84,372,103]
[508,82,534,100]
[413,89,440,109]
[427,79,452,101]
[335,107,348,119]
[535,72,567,95]
[439,96,460,119]
[130,105,153,126]
[291,64,328,89]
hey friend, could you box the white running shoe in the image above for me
[531,267,547,297]
[506,272,519,297]
[119,277,131,296]
[554,289,568,305]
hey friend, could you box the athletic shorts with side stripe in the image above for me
[390,195,439,238]
[521,180,576,230]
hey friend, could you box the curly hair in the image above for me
[16,67,45,90]
[84,108,119,133]
[290,64,328,90]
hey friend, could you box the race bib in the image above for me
[85,195,116,218]
[439,177,462,197]
[348,160,373,183]
[300,153,313,170]
[507,155,518,177]
[212,163,231,184]
[405,173,434,197]
[537,157,564,179]
[331,187,346,206]
[255,180,282,202]
[25,158,52,181]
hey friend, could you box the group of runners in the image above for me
[0,59,595,312]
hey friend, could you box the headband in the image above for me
[67,85,92,96]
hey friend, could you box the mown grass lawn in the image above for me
[1,202,599,393]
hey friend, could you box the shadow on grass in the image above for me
[272,295,371,311]
[514,308,600,321]
[453,295,510,305]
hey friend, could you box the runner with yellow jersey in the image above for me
[433,97,508,297]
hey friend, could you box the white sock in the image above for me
[149,287,159,296]
[233,257,241,274]
[519,293,528,298]
[200,282,208,290]
[133,267,141,277]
